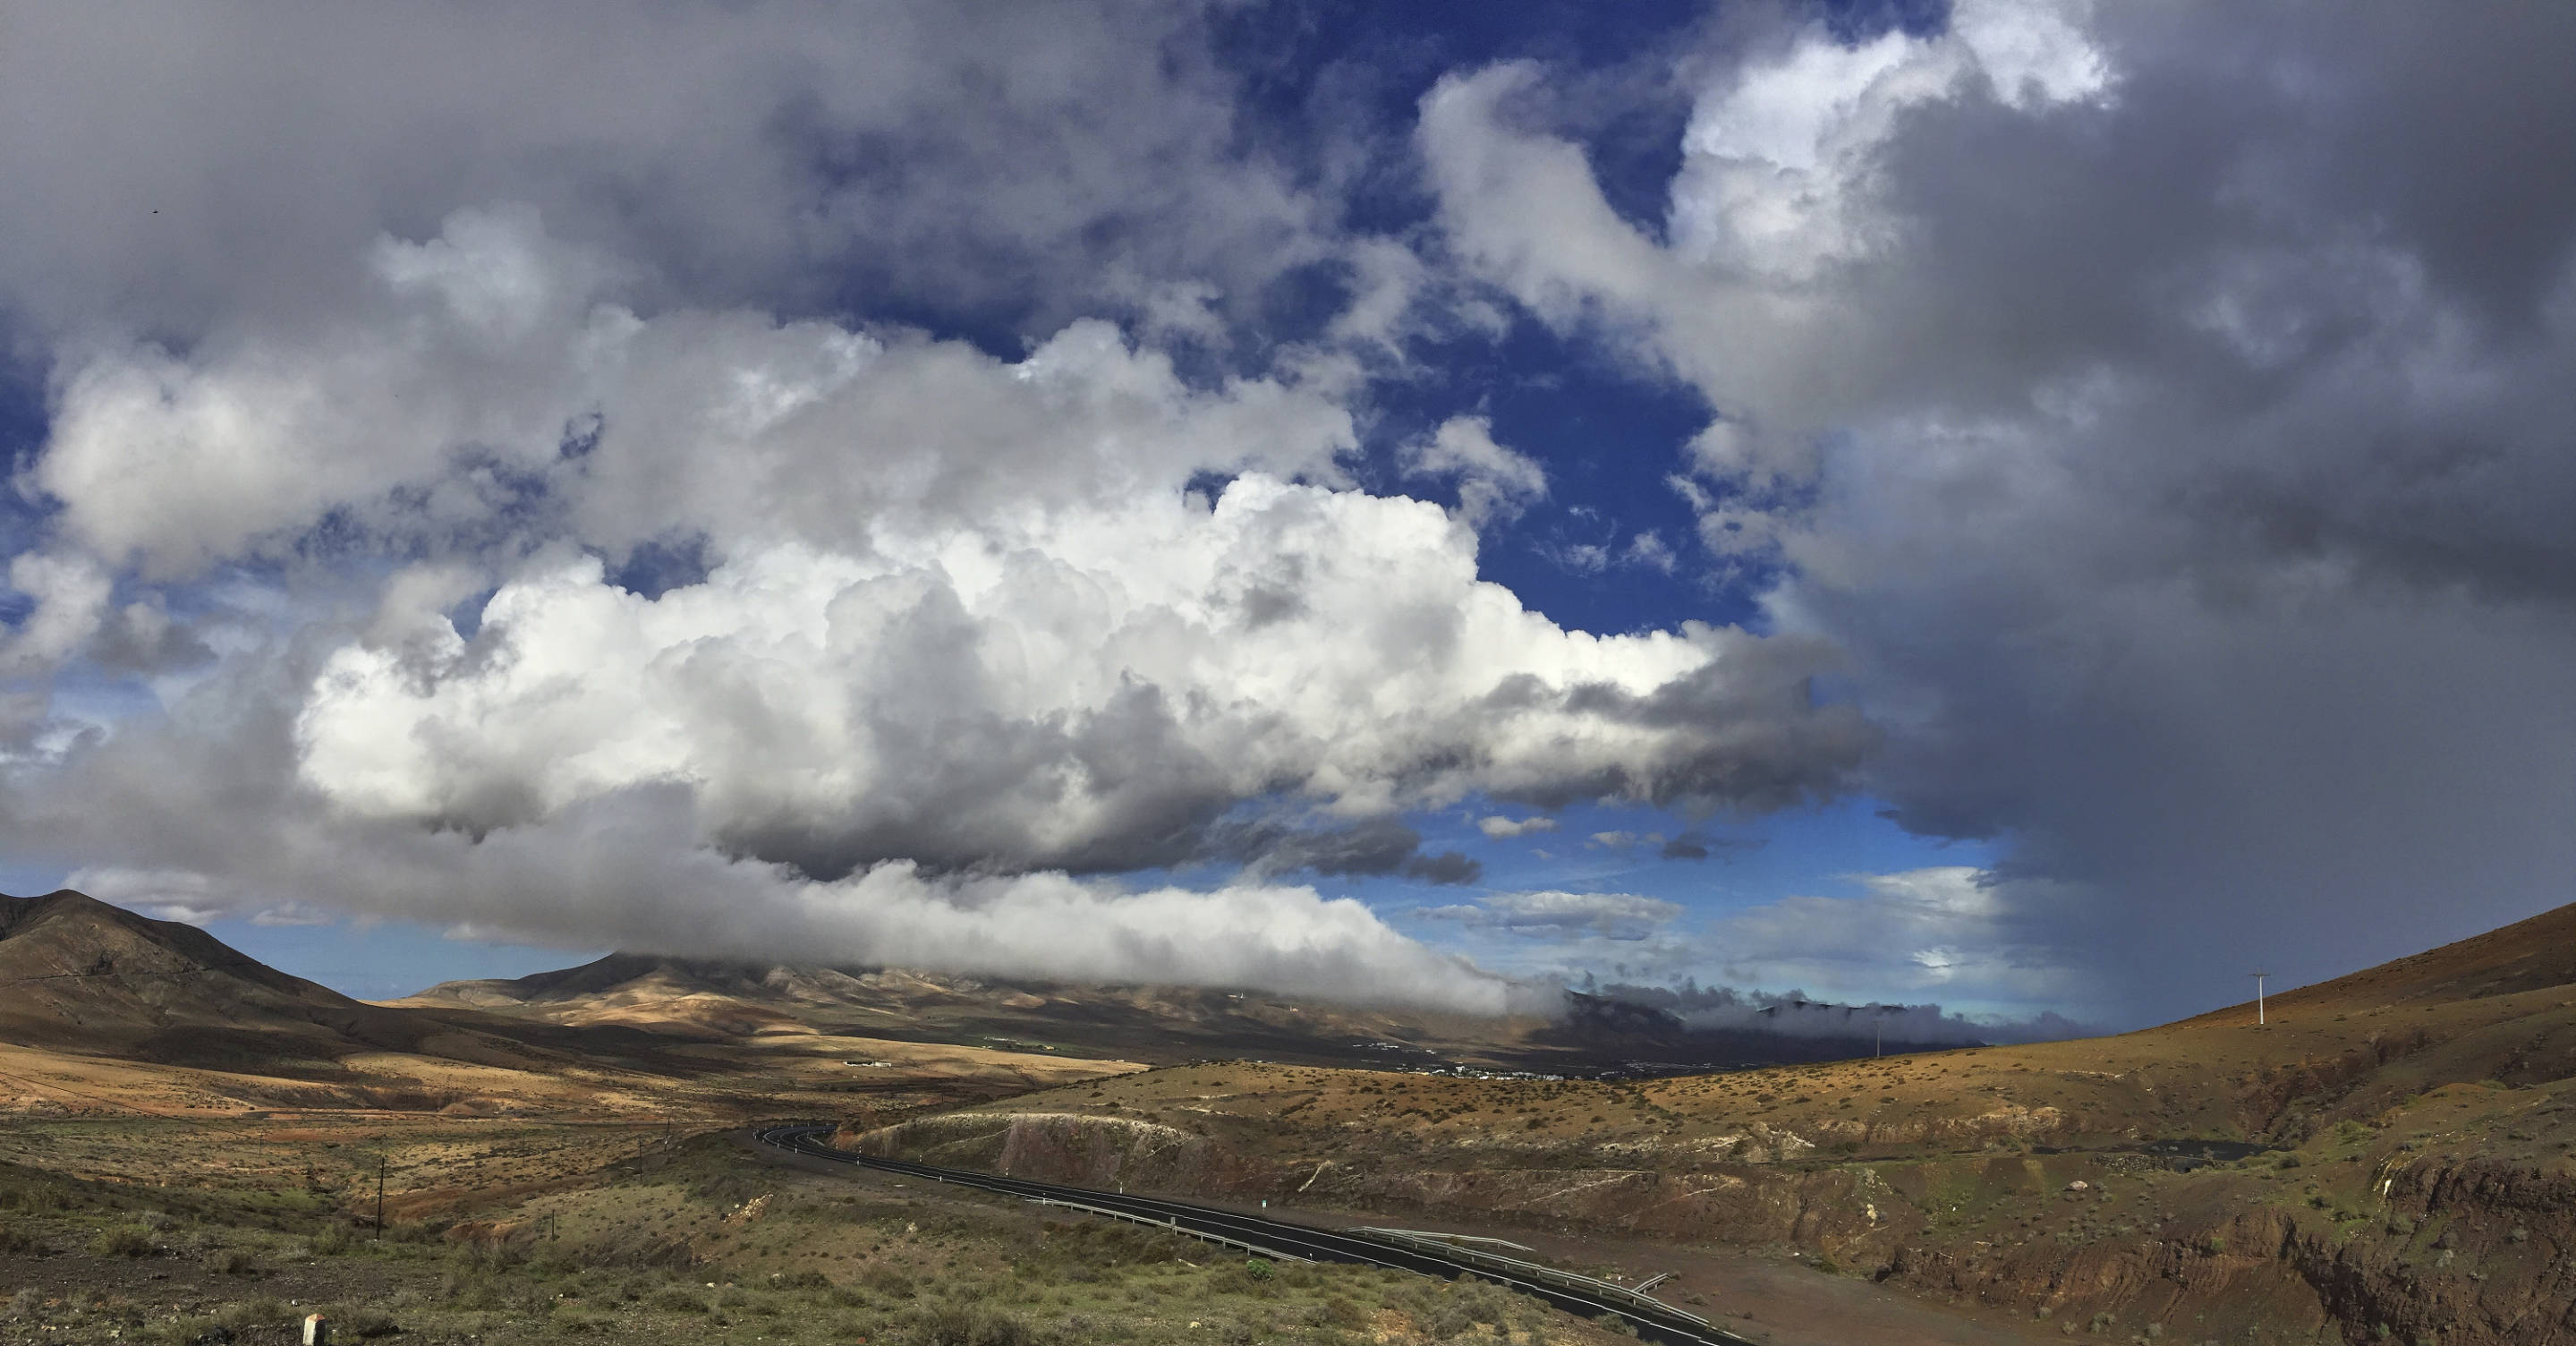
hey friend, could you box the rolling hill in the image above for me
[0,889,456,1067]
[851,898,2576,1345]
[397,951,1974,1072]
[0,890,1124,1119]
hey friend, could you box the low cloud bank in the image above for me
[65,787,1510,1015]
[1583,980,2096,1047]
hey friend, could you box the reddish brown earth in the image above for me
[851,900,2576,1344]
[0,890,1132,1123]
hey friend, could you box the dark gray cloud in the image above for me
[0,0,1877,1003]
[0,0,1324,341]
[1658,833,1711,861]
[1422,0,2576,1021]
[11,0,2563,1028]
[3,636,1516,1011]
[1586,981,2093,1047]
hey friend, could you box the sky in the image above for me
[0,0,2570,1029]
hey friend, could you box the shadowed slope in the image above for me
[403,953,1973,1070]
[0,890,444,1064]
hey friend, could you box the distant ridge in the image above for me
[0,889,429,1061]
[397,952,1503,1061]
[0,890,625,1082]
[404,952,1967,1071]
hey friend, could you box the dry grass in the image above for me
[854,912,2576,1344]
[0,1118,1637,1346]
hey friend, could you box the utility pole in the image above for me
[2250,972,2270,1027]
[373,1155,386,1240]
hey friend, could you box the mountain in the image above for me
[400,953,1967,1072]
[0,890,1128,1118]
[398,952,1545,1067]
[0,889,450,1067]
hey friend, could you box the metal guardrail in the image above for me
[752,1124,1750,1346]
[1352,1225,1535,1252]
[1348,1225,1713,1332]
[754,1127,1314,1264]
[1024,1196,1314,1264]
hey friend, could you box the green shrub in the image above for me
[0,1179,72,1214]
[201,1247,262,1275]
[331,1307,402,1339]
[861,1265,917,1299]
[549,1306,613,1333]
[905,1303,1046,1346]
[650,1286,710,1314]
[215,1298,293,1330]
[89,1225,154,1258]
[0,1222,41,1255]
[1242,1256,1272,1282]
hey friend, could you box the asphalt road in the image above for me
[752,1122,1756,1346]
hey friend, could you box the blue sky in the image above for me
[1,0,2571,1030]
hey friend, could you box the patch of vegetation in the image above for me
[0,1116,1641,1346]
[88,1223,155,1257]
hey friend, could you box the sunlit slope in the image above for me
[0,891,1128,1120]
[403,951,1581,1069]
[853,900,2576,1344]
[905,899,2576,1168]
[0,890,448,1063]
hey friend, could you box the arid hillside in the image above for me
[854,900,2576,1345]
[0,890,442,1063]
[0,890,1132,1124]
[401,950,1971,1073]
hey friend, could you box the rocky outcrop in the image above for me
[1878,1161,2576,1346]
[2279,1159,2576,1346]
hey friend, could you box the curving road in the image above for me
[752,1123,1754,1346]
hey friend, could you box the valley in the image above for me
[843,902,2576,1344]
[8,888,2576,1342]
